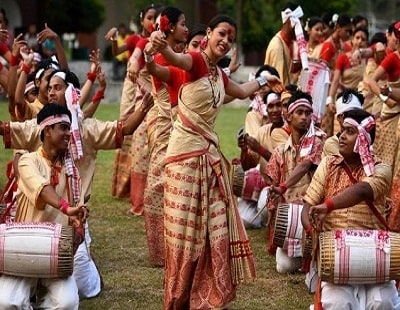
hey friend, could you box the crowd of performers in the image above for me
[0,1,400,309]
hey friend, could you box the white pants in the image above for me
[276,247,302,273]
[311,280,400,310]
[73,221,102,299]
[0,275,79,309]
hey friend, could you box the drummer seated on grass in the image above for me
[301,108,400,310]
[0,104,87,310]
[264,90,325,273]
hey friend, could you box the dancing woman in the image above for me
[150,14,283,309]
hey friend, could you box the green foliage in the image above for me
[129,0,178,27]
[217,0,358,54]
[44,0,105,34]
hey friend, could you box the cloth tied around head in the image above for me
[281,5,308,71]
[343,116,375,176]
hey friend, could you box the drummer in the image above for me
[237,91,289,228]
[240,92,289,175]
[265,90,325,272]
[0,104,86,309]
[303,109,400,309]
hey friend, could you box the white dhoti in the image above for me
[0,275,79,310]
[310,280,400,310]
[73,221,102,299]
[275,247,302,274]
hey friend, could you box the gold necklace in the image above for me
[202,51,220,108]
[202,51,218,82]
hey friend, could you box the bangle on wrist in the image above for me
[91,89,104,102]
[222,67,231,76]
[388,86,393,98]
[379,93,389,103]
[256,76,267,88]
[21,63,30,75]
[59,197,70,215]
[279,182,288,194]
[325,198,335,213]
[10,54,19,66]
[87,71,96,83]
[326,96,333,105]
[144,53,154,63]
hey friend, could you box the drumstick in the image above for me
[250,203,266,224]
[250,188,272,225]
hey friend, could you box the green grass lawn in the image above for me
[0,103,313,310]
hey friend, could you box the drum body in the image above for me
[0,222,74,278]
[298,58,330,123]
[232,165,266,202]
[273,203,304,257]
[319,229,400,284]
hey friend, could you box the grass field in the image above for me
[0,103,313,310]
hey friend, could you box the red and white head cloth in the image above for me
[343,116,375,176]
[24,81,35,95]
[53,71,84,161]
[288,98,325,158]
[281,5,308,71]
[39,114,71,131]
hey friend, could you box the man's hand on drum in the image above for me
[66,205,89,223]
[308,203,328,232]
[268,185,285,202]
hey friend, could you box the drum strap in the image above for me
[342,164,389,230]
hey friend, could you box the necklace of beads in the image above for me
[202,51,220,108]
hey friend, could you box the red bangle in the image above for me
[87,71,96,83]
[9,54,19,66]
[59,198,70,215]
[91,89,104,102]
[305,224,313,236]
[325,198,335,213]
[279,182,288,194]
[21,63,30,75]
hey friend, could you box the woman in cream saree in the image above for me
[150,14,284,309]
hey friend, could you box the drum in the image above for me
[232,163,245,198]
[319,229,400,284]
[273,203,304,257]
[0,222,74,278]
[232,165,266,202]
[298,58,330,123]
[302,230,313,260]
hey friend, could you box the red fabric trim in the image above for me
[165,149,208,165]
[115,120,123,148]
[91,90,104,103]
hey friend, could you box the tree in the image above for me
[44,0,105,34]
[217,0,358,62]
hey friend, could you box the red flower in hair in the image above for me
[394,21,400,40]
[159,15,170,33]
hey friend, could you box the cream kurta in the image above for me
[16,148,71,225]
[247,124,289,178]
[264,32,294,86]
[7,118,122,203]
